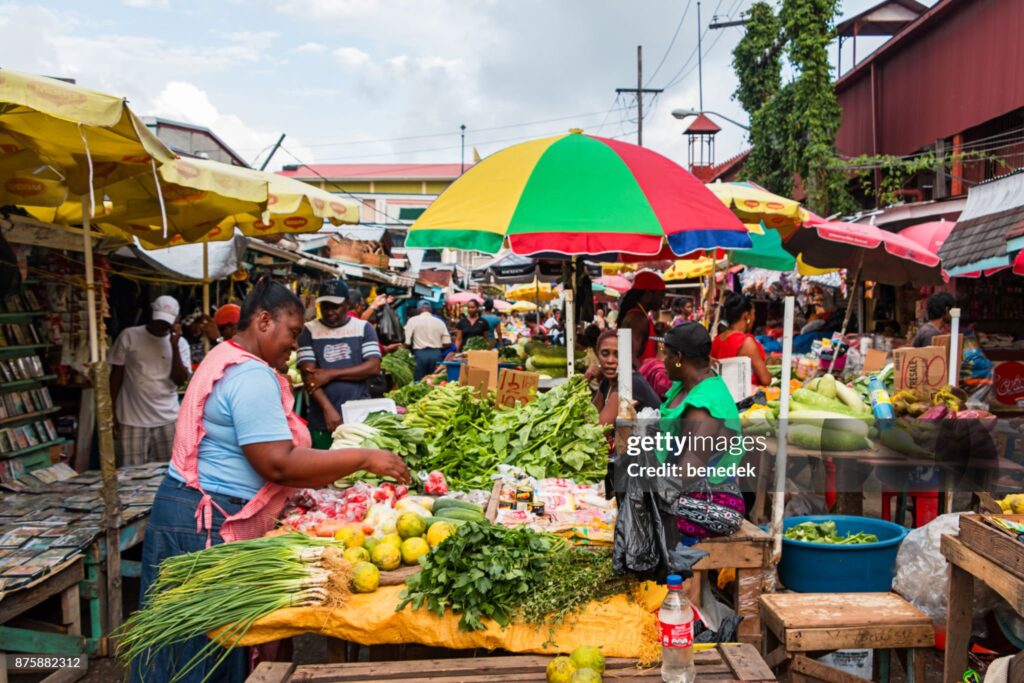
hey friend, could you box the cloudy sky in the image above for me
[0,0,929,171]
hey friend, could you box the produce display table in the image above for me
[760,592,933,683]
[222,583,666,659]
[942,517,1024,683]
[246,645,776,682]
[691,520,773,647]
[0,557,86,683]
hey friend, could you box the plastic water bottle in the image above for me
[659,574,695,683]
[868,374,895,423]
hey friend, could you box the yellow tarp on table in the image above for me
[225,583,668,658]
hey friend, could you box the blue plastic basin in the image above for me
[778,515,908,593]
[441,361,522,383]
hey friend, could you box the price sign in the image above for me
[461,366,491,397]
[496,369,540,408]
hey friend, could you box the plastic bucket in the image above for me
[442,361,522,383]
[779,515,909,593]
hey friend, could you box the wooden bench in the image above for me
[247,646,775,682]
[760,592,934,683]
[691,519,773,647]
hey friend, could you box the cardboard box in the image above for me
[714,357,753,402]
[464,350,498,390]
[932,334,963,385]
[893,346,949,392]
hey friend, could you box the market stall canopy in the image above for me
[594,274,632,293]
[785,216,943,285]
[938,170,1024,276]
[898,220,954,256]
[510,300,537,312]
[471,249,601,284]
[0,69,173,206]
[731,221,796,272]
[407,129,750,258]
[663,257,717,281]
[491,299,513,312]
[447,291,483,305]
[127,232,248,281]
[505,281,557,302]
[706,180,810,239]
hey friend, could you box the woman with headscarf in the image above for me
[659,322,746,545]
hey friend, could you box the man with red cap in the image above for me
[618,271,666,364]
[211,303,241,342]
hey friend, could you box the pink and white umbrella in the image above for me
[785,216,943,285]
[447,291,483,305]
[492,299,513,312]
[594,274,632,293]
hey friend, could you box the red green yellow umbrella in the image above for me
[407,129,749,258]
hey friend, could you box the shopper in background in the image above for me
[182,311,208,368]
[211,303,241,342]
[593,305,609,330]
[480,297,502,345]
[639,322,673,400]
[543,308,563,344]
[404,300,451,380]
[670,297,694,327]
[297,280,382,448]
[913,291,956,347]
[110,295,191,466]
[591,329,661,426]
[619,271,667,364]
[454,298,489,350]
[711,291,772,387]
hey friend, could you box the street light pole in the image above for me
[671,108,750,131]
[460,124,466,174]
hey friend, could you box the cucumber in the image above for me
[435,508,487,522]
[788,411,869,438]
[789,401,875,424]
[792,389,866,417]
[431,498,485,515]
[879,425,933,457]
[834,381,868,413]
[787,423,874,452]
[806,377,821,392]
[817,373,838,399]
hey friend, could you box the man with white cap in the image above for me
[110,295,191,466]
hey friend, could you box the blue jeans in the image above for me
[413,348,444,381]
[131,477,248,683]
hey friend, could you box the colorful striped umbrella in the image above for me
[407,129,749,258]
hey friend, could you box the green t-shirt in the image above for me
[657,376,743,484]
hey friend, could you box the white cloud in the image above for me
[294,41,328,53]
[332,46,370,69]
[123,0,169,7]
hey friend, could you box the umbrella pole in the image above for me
[771,295,796,563]
[82,196,124,634]
[827,251,864,375]
[565,258,576,376]
[202,241,210,354]
[710,255,729,339]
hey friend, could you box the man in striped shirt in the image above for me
[298,280,382,449]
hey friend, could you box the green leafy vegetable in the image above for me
[784,520,878,545]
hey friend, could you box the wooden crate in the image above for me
[247,645,776,682]
[958,513,1024,580]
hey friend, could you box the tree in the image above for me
[732,0,854,215]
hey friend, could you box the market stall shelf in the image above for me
[0,557,87,683]
[246,646,776,682]
[942,522,1024,683]
[691,519,773,648]
[760,592,933,683]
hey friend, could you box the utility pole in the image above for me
[615,45,663,147]
[259,133,286,170]
[697,1,703,111]
[460,124,466,174]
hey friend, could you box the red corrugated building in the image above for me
[835,0,1024,198]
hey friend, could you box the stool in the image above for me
[881,490,939,528]
[760,592,934,682]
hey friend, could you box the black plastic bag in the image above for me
[613,489,669,579]
[376,304,403,345]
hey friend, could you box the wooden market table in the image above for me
[246,645,776,682]
[941,515,1024,683]
[690,520,773,647]
[0,558,87,683]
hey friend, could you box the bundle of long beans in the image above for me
[117,534,350,683]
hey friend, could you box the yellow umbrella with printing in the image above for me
[505,280,557,303]
[0,69,173,208]
[705,180,809,240]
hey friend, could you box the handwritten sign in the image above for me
[933,334,963,385]
[465,350,498,390]
[460,366,491,397]
[893,346,948,392]
[496,369,540,408]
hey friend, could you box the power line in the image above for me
[659,0,725,90]
[663,0,745,92]
[229,108,630,153]
[645,0,694,86]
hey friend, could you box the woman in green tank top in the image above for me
[659,323,747,542]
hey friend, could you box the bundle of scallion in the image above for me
[118,534,351,683]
